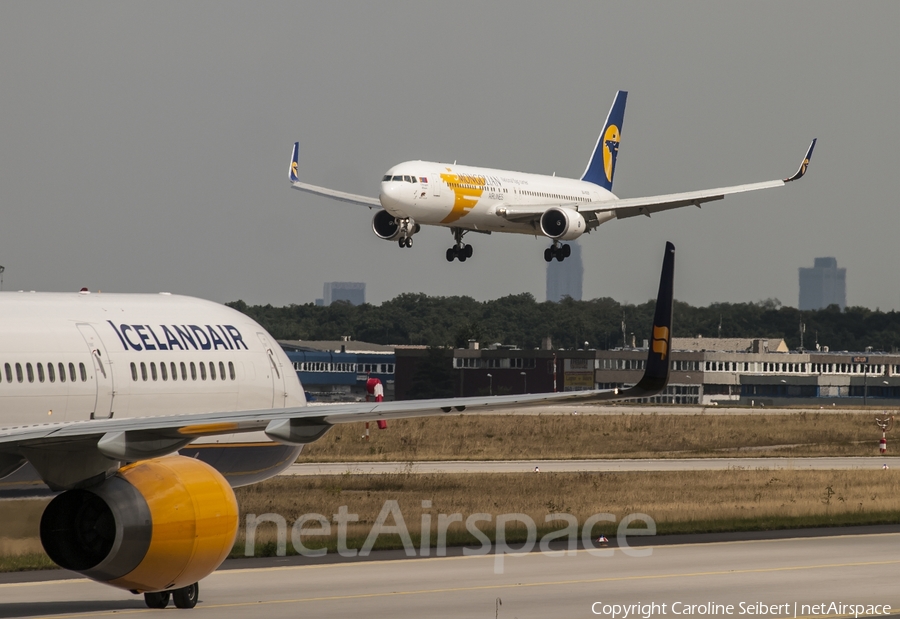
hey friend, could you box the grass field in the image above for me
[298,411,890,461]
[3,469,898,570]
[3,410,898,571]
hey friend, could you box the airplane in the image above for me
[290,91,816,263]
[0,244,674,609]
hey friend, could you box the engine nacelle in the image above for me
[40,455,238,594]
[372,210,418,241]
[540,207,586,241]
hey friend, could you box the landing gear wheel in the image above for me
[544,248,553,262]
[144,591,170,609]
[458,252,467,262]
[446,248,455,262]
[398,238,406,249]
[464,244,473,258]
[556,251,565,262]
[173,582,199,609]
[563,243,571,258]
[405,236,413,248]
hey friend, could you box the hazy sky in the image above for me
[1,2,897,310]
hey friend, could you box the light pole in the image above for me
[486,373,492,396]
[520,371,527,394]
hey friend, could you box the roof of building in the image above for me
[672,337,789,353]
[278,340,395,354]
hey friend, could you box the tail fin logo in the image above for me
[291,161,299,179]
[651,325,669,360]
[602,125,621,183]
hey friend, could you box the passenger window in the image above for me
[229,361,236,380]
[69,363,76,382]
[16,363,23,383]
[171,362,177,381]
[190,362,197,380]
[209,361,216,380]
[3,363,10,383]
[79,363,87,382]
[161,362,168,381]
[48,363,55,383]
[37,363,44,383]
[219,361,226,380]
[200,362,207,380]
[27,363,34,383]
[141,362,148,381]
[151,363,158,381]
[131,362,138,381]
[58,362,66,383]
[181,362,188,381]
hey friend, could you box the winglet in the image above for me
[290,142,301,183]
[617,241,675,398]
[784,138,817,183]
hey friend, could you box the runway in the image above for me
[1,532,898,618]
[286,456,900,475]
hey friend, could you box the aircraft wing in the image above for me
[0,242,674,483]
[289,142,381,208]
[588,139,816,221]
[494,139,816,227]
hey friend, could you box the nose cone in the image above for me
[379,178,405,212]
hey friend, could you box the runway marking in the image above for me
[16,557,900,618]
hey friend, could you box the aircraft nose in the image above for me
[379,181,402,209]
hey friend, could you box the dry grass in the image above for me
[234,469,900,555]
[299,412,886,461]
[3,470,899,570]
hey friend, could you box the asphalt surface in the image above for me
[2,528,898,618]
[285,456,900,475]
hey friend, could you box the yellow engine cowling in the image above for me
[40,455,238,593]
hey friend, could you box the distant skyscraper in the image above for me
[799,257,846,310]
[323,282,365,306]
[546,242,583,302]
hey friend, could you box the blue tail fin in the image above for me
[580,90,627,190]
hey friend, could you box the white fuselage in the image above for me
[379,162,615,233]
[0,291,306,430]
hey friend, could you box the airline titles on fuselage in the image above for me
[106,321,249,353]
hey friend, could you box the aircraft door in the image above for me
[76,323,115,419]
[257,333,286,408]
[433,171,441,197]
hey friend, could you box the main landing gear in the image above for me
[144,582,199,609]
[446,228,473,262]
[544,242,572,262]
[398,236,413,248]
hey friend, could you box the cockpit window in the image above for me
[392,175,402,182]
[403,175,411,183]
[382,175,392,182]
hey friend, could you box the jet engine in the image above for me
[540,207,586,241]
[372,210,419,242]
[40,455,238,594]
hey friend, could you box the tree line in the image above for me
[227,295,900,353]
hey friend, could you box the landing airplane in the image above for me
[0,245,674,609]
[290,91,816,263]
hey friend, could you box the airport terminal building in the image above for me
[395,338,900,406]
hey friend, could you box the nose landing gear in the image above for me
[446,228,473,262]
[397,218,416,249]
[544,242,571,262]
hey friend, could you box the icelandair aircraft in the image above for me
[291,91,816,263]
[0,245,674,609]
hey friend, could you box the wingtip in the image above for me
[784,138,817,183]
[289,142,300,183]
